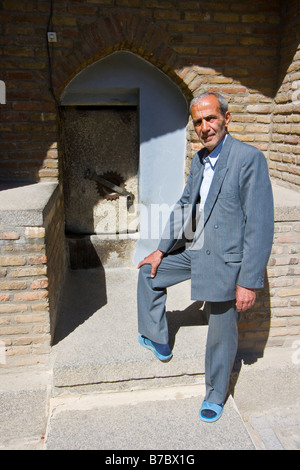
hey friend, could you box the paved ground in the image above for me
[0,360,299,451]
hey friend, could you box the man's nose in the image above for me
[201,119,209,133]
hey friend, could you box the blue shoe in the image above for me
[138,335,172,362]
[199,401,224,423]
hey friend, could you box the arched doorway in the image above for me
[60,51,188,267]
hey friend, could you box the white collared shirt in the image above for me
[199,134,228,212]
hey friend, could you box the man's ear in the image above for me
[225,111,231,127]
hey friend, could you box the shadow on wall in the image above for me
[0,137,59,187]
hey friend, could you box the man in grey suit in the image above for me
[137,92,274,422]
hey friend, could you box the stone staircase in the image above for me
[5,266,300,450]
[46,267,256,450]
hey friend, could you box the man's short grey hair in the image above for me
[190,92,229,117]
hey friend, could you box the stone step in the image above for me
[52,268,208,393]
[45,385,255,450]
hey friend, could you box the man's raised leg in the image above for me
[137,249,191,352]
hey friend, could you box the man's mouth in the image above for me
[202,134,214,141]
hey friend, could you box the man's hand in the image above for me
[236,285,256,312]
[137,249,165,278]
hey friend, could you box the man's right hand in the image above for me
[137,249,165,278]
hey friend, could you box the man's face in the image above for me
[191,95,231,153]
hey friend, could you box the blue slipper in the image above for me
[138,335,172,362]
[199,401,224,423]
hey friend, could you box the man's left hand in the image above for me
[236,285,256,312]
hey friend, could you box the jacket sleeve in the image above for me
[237,148,274,289]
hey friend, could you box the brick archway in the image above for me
[51,12,193,104]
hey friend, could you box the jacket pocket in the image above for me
[224,252,243,263]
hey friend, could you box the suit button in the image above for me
[206,250,211,255]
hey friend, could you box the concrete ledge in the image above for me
[0,182,58,226]
[272,182,300,222]
[0,181,299,227]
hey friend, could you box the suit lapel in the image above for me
[203,134,234,224]
[192,149,205,206]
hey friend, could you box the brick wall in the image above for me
[0,227,50,366]
[0,185,66,367]
[1,0,299,189]
[269,0,300,190]
[268,220,300,346]
[238,218,300,353]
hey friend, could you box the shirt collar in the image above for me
[202,133,228,167]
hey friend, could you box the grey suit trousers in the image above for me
[137,249,239,404]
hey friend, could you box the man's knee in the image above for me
[138,264,152,284]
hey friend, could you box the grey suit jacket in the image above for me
[158,134,274,302]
